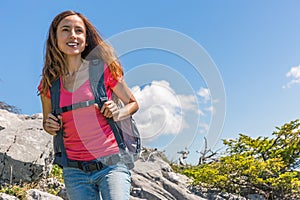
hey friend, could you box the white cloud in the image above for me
[197,87,216,115]
[287,65,300,78]
[205,106,215,115]
[177,94,198,111]
[197,87,211,102]
[198,122,209,134]
[284,65,300,88]
[131,80,200,141]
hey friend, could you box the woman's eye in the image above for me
[76,29,83,33]
[62,28,69,32]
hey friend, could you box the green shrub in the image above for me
[0,183,34,199]
[0,164,64,198]
[49,164,64,183]
[175,120,300,199]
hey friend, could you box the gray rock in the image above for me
[191,186,248,200]
[0,193,19,200]
[247,194,266,200]
[37,178,64,192]
[0,110,53,184]
[56,188,68,200]
[25,189,63,200]
[130,155,205,200]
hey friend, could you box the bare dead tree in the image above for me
[196,137,219,165]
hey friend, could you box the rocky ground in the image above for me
[0,109,261,200]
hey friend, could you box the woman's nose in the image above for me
[69,29,76,39]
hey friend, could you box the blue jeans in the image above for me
[63,163,131,200]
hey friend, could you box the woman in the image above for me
[38,10,138,200]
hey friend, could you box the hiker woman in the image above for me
[38,10,138,200]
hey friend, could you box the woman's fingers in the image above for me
[47,114,60,126]
[100,101,118,118]
[44,113,62,135]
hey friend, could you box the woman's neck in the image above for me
[66,56,83,75]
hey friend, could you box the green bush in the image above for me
[49,164,64,183]
[0,183,34,199]
[0,164,64,198]
[175,120,300,199]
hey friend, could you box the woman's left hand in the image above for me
[100,100,119,120]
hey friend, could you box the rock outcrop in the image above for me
[130,149,204,200]
[0,110,53,184]
[0,109,251,200]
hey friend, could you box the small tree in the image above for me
[178,120,300,199]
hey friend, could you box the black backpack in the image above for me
[50,59,141,169]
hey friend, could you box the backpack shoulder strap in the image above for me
[89,59,126,151]
[50,78,68,167]
[89,59,109,104]
[50,78,60,115]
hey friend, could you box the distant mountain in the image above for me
[0,101,21,114]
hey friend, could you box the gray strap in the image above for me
[50,78,68,167]
[89,59,126,150]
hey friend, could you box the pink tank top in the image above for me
[39,64,121,161]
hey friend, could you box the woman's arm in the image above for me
[100,79,139,121]
[40,94,61,135]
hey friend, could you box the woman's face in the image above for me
[56,15,86,57]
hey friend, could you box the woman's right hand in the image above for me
[43,113,62,136]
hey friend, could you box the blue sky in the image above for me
[0,1,299,164]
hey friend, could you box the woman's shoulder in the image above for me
[37,79,51,99]
[104,63,123,87]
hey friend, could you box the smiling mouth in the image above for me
[67,42,79,47]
